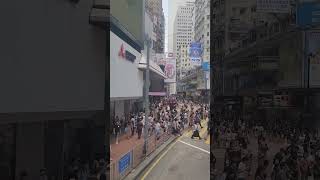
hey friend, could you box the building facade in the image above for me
[211,0,320,128]
[0,0,108,179]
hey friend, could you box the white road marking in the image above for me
[178,140,210,154]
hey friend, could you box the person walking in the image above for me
[191,122,202,140]
[130,115,136,137]
[114,116,121,144]
[137,119,143,139]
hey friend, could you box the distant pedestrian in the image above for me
[137,120,143,139]
[191,122,202,140]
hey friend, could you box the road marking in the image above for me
[141,135,184,180]
[205,136,210,144]
[178,140,210,154]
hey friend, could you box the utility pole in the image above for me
[143,36,151,156]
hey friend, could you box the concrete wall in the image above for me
[0,0,106,113]
[15,123,44,180]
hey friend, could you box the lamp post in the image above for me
[143,36,151,156]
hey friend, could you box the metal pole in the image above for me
[143,37,151,156]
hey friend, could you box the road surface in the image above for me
[139,119,210,180]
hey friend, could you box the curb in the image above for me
[123,135,180,180]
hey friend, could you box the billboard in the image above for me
[297,2,320,27]
[164,57,176,83]
[256,0,290,13]
[189,42,202,66]
[155,53,166,66]
[110,0,143,45]
[307,31,320,87]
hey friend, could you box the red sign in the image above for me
[118,44,125,58]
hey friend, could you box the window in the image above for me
[207,32,209,36]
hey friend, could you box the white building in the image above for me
[173,2,195,56]
[173,1,195,94]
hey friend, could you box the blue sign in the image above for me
[202,62,210,71]
[118,152,131,174]
[189,42,202,66]
[297,2,320,27]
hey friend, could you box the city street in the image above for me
[139,120,210,180]
[212,135,288,180]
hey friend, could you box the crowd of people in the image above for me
[111,96,209,145]
[211,116,320,180]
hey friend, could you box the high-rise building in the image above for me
[173,1,195,94]
[194,0,210,90]
[173,2,194,57]
[146,0,165,53]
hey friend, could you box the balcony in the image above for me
[89,0,109,29]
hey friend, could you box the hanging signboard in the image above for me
[164,57,176,83]
[297,2,320,27]
[189,42,202,66]
[256,0,290,13]
[307,31,320,87]
[202,61,210,71]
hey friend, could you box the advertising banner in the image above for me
[189,42,202,66]
[307,31,320,87]
[164,57,176,83]
[297,2,320,27]
[256,0,290,13]
[155,53,166,66]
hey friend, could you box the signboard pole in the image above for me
[143,37,151,156]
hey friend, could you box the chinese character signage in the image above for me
[256,0,290,13]
[297,2,320,27]
[164,57,176,83]
[119,152,131,174]
[189,42,202,66]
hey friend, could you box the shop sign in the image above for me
[189,42,202,66]
[256,0,290,13]
[258,93,273,107]
[297,2,320,27]
[307,31,320,87]
[118,152,131,174]
[274,95,289,107]
[119,44,136,63]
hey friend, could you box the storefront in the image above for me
[110,30,144,120]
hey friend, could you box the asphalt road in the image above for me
[139,120,210,180]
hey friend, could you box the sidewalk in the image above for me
[110,134,144,161]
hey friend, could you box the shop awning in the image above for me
[139,55,167,79]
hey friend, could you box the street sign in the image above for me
[118,152,131,174]
[297,2,320,27]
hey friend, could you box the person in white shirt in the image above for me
[191,123,202,140]
[155,121,161,139]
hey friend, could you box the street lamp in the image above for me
[143,35,152,156]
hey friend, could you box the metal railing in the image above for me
[109,127,173,180]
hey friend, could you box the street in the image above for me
[139,120,210,180]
